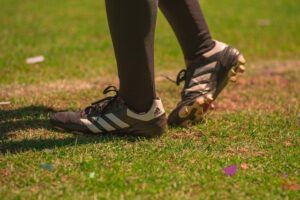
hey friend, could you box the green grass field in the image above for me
[0,0,299,199]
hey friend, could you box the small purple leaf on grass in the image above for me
[282,173,289,179]
[224,165,237,176]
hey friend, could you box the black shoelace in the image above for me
[84,86,120,116]
[163,69,187,86]
[176,69,187,85]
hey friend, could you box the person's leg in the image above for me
[50,0,167,136]
[159,0,215,66]
[160,0,246,127]
[105,0,158,113]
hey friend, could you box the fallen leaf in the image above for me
[282,183,300,191]
[282,173,289,179]
[284,141,292,147]
[241,163,248,170]
[257,19,271,27]
[0,101,11,106]
[30,186,40,193]
[26,55,45,64]
[1,169,9,176]
[224,165,237,176]
[89,172,95,179]
[61,175,68,182]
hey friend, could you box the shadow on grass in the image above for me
[0,106,140,154]
[0,134,135,155]
[0,105,55,138]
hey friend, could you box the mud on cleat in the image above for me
[168,40,246,127]
[50,86,167,138]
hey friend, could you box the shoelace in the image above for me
[163,69,187,86]
[168,68,209,100]
[176,69,187,85]
[84,85,120,115]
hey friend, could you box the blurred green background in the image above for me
[0,0,299,84]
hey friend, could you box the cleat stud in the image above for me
[236,65,246,73]
[238,55,246,64]
[196,97,205,105]
[230,69,237,76]
[185,107,189,113]
[205,93,214,103]
[230,76,237,82]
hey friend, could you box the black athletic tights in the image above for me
[105,0,214,112]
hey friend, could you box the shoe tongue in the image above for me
[84,96,124,116]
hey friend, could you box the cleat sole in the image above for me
[177,96,211,125]
[228,54,246,81]
[181,120,193,127]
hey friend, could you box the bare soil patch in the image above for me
[1,60,299,113]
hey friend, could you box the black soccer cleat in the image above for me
[168,40,246,127]
[50,86,167,138]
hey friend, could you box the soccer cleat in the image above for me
[168,40,246,127]
[50,86,167,138]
